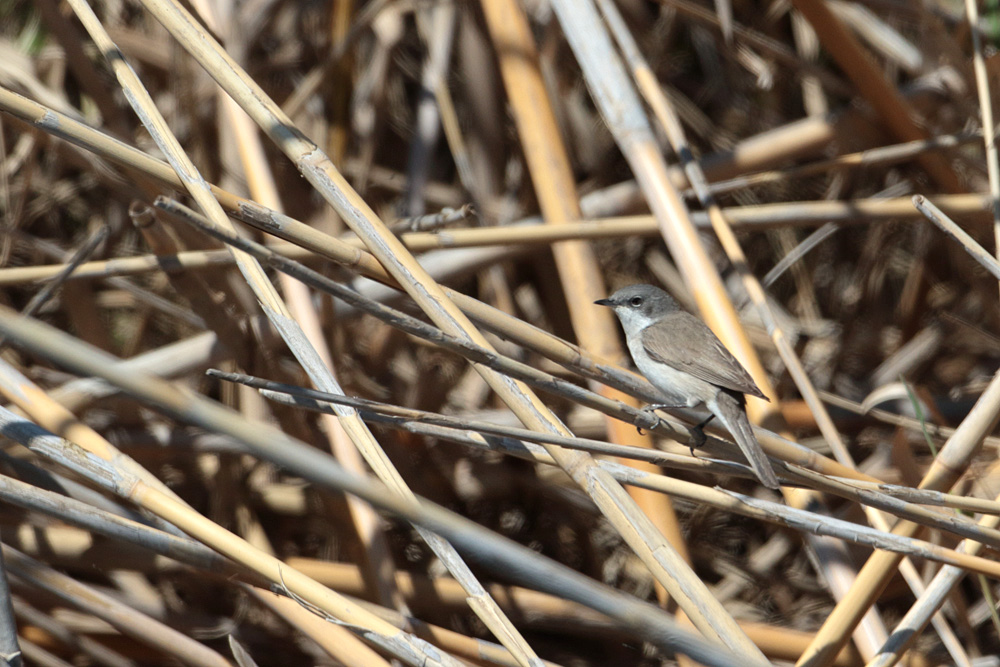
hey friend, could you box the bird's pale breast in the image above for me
[626,329,717,407]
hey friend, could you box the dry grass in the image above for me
[0,0,999,665]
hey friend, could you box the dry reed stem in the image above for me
[0,306,742,666]
[608,4,970,654]
[11,595,134,667]
[867,490,1000,666]
[236,374,1000,553]
[479,0,686,611]
[63,1,536,660]
[159,193,878,490]
[4,0,999,663]
[962,0,1000,256]
[208,5,409,627]
[789,0,961,193]
[247,587,394,667]
[0,400,467,667]
[4,547,231,667]
[798,370,1000,665]
[0,359,191,514]
[0,549,19,667]
[134,0,771,654]
[914,195,1000,279]
[282,389,1000,570]
[47,2,470,659]
[0,192,992,287]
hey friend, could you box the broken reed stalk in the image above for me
[0,307,742,667]
[113,1,772,651]
[244,376,1000,564]
[157,194,874,489]
[62,1,540,660]
[5,0,999,663]
[0,193,992,287]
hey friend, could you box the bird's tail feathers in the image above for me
[712,393,780,490]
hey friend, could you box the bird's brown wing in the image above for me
[640,312,768,400]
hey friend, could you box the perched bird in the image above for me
[596,284,779,489]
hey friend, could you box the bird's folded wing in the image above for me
[641,313,768,399]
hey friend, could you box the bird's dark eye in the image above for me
[629,296,643,307]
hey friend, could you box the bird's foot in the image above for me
[687,414,715,456]
[633,403,673,435]
[635,404,679,435]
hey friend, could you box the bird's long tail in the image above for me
[710,392,780,489]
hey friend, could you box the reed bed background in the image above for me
[0,0,998,665]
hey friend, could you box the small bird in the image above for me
[596,284,779,489]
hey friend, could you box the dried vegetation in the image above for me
[0,0,999,665]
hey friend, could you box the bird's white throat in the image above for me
[611,306,658,333]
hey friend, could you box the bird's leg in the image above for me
[635,403,683,435]
[687,414,715,455]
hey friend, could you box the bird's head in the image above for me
[594,284,680,330]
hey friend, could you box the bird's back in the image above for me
[640,312,767,400]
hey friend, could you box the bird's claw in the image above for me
[687,414,714,456]
[688,424,706,455]
[635,405,665,435]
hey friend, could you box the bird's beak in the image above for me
[594,298,613,307]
